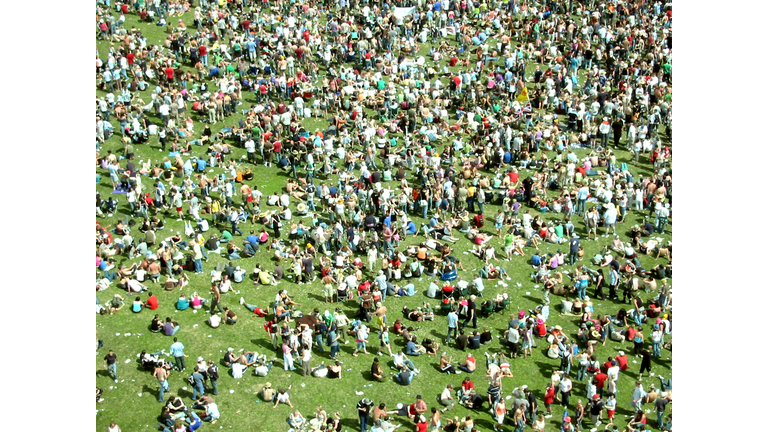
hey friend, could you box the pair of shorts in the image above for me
[176,206,183,212]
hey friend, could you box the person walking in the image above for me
[103,349,118,382]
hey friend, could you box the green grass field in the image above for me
[96,7,671,432]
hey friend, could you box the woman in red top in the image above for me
[543,383,555,415]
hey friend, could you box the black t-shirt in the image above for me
[357,400,371,415]
[468,394,483,408]
[205,238,219,250]
[589,400,604,415]
[469,335,481,349]
[371,362,381,377]
[104,352,117,365]
[397,370,411,384]
[654,398,669,412]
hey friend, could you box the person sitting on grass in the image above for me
[261,382,276,402]
[163,317,180,336]
[273,385,294,408]
[131,296,144,313]
[176,294,190,310]
[150,314,164,333]
[439,352,457,374]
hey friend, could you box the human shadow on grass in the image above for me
[96,370,113,379]
[533,360,561,377]
[251,338,276,352]
[473,419,497,430]
[306,292,327,303]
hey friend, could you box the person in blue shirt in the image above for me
[406,339,425,356]
[531,252,542,267]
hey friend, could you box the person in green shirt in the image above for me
[504,231,516,259]
[220,229,234,243]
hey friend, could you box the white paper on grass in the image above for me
[125,359,132,363]
[182,387,187,391]
[115,333,120,336]
[526,292,531,295]
[230,389,235,394]
[124,333,131,336]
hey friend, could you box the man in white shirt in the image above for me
[244,138,256,164]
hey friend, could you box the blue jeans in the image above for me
[108,363,117,380]
[194,259,202,273]
[360,415,369,432]
[576,285,587,300]
[158,379,169,402]
[652,341,661,357]
[192,383,205,400]
[576,363,587,381]
[315,334,325,352]
[446,327,457,343]
[576,199,586,215]
[330,344,340,358]
[395,371,414,385]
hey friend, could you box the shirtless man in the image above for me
[148,259,162,283]
[160,246,173,276]
[153,362,171,402]
[372,302,387,331]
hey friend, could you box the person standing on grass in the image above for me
[209,283,224,315]
[207,360,219,396]
[282,340,296,371]
[169,337,186,371]
[630,380,647,413]
[103,349,118,382]
[446,307,459,344]
[357,398,374,432]
[191,366,205,401]
[559,374,573,408]
[154,362,170,403]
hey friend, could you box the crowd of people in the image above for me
[97,0,672,431]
